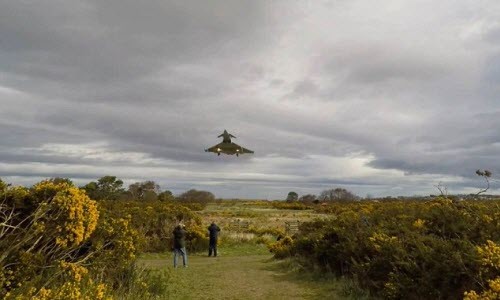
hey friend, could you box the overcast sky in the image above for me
[1,1,500,199]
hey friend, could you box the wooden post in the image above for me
[285,220,300,235]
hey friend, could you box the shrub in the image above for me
[0,180,102,299]
[269,236,294,259]
[1,179,199,299]
[273,199,500,299]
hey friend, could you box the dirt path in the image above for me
[139,246,348,300]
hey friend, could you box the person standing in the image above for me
[208,222,221,257]
[173,224,187,268]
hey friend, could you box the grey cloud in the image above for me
[0,0,271,102]
[483,53,500,84]
[269,79,285,87]
[290,79,319,98]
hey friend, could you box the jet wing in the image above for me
[240,146,254,154]
[205,143,223,153]
[231,142,254,154]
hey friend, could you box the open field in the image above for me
[199,202,330,235]
[132,202,356,299]
[138,244,353,300]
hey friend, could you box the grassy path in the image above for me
[139,244,350,300]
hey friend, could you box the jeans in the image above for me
[173,247,187,267]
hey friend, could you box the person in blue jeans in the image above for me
[172,224,187,268]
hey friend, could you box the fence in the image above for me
[285,220,300,235]
[228,219,250,232]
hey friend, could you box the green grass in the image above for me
[135,202,369,299]
[141,243,270,259]
[138,244,356,300]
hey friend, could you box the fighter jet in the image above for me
[205,130,254,157]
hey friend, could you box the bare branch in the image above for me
[475,169,492,196]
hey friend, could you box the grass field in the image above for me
[138,244,354,300]
[136,202,362,299]
[199,202,329,235]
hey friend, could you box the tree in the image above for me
[299,194,316,203]
[49,177,74,185]
[0,178,7,193]
[128,181,160,201]
[286,191,299,202]
[83,175,124,200]
[177,189,215,204]
[158,190,174,202]
[476,169,492,196]
[318,187,358,201]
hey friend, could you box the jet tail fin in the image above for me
[217,130,236,138]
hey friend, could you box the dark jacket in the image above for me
[208,223,221,241]
[173,225,186,249]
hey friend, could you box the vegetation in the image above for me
[0,178,204,299]
[1,179,107,299]
[286,191,299,202]
[2,174,499,299]
[317,187,359,201]
[177,189,215,206]
[83,176,124,201]
[268,198,500,299]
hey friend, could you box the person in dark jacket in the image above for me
[173,224,187,268]
[208,222,221,257]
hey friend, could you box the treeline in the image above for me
[76,175,215,205]
[285,187,359,203]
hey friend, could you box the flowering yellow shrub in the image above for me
[477,240,500,270]
[32,180,99,248]
[464,277,500,300]
[269,236,294,258]
[369,232,398,252]
[4,186,30,205]
[287,199,500,299]
[412,218,426,230]
[91,213,139,269]
[185,222,209,252]
[5,262,110,300]
[1,179,102,299]
[2,178,193,299]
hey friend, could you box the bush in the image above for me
[268,236,294,259]
[271,198,500,299]
[1,179,103,299]
[0,179,202,299]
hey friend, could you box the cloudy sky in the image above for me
[1,1,500,199]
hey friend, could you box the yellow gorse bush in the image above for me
[2,178,201,299]
[412,218,426,229]
[464,277,500,300]
[477,240,500,270]
[369,232,399,253]
[1,179,104,299]
[32,180,99,248]
[280,199,500,299]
